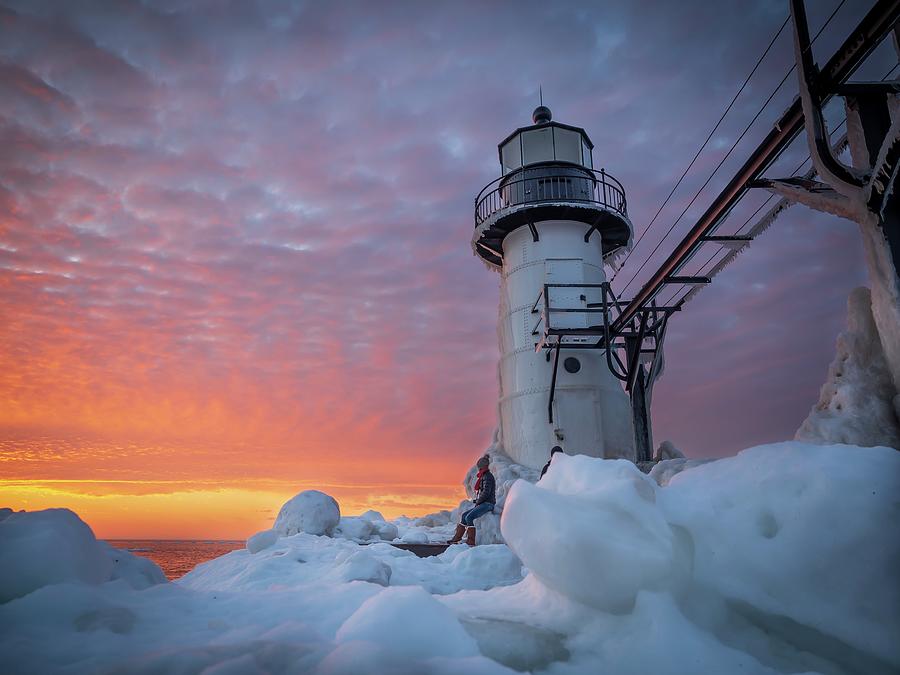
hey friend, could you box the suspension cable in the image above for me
[609,14,791,282]
[616,0,849,294]
[661,54,898,307]
[659,113,849,307]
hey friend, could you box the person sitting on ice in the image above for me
[448,454,496,546]
[540,446,564,479]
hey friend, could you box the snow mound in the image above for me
[502,456,691,612]
[246,528,279,554]
[371,520,398,541]
[329,551,392,586]
[0,509,113,602]
[328,513,398,543]
[273,490,340,537]
[335,516,374,542]
[495,442,900,672]
[0,508,165,603]
[661,441,900,670]
[447,545,522,582]
[359,509,385,522]
[413,510,451,527]
[797,287,900,447]
[101,541,167,589]
[399,530,428,544]
[335,586,478,660]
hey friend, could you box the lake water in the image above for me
[106,539,245,580]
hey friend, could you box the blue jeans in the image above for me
[461,502,494,526]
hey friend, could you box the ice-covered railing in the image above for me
[474,163,627,228]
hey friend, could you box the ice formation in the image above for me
[503,456,693,613]
[3,442,898,674]
[0,508,165,603]
[797,286,900,448]
[272,490,341,536]
[653,439,685,461]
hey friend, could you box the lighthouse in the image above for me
[473,105,637,469]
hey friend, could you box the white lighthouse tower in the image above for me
[473,105,636,469]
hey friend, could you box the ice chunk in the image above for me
[448,545,522,583]
[272,490,340,537]
[0,508,114,602]
[399,530,428,544]
[501,455,691,613]
[661,441,900,669]
[335,517,374,542]
[371,521,398,541]
[100,542,167,588]
[246,529,279,554]
[335,586,478,659]
[329,552,391,586]
[359,510,385,522]
[413,510,451,527]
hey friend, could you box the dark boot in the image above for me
[448,523,466,544]
[465,526,476,546]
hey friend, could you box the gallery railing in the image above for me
[474,163,627,228]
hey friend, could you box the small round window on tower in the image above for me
[563,357,581,374]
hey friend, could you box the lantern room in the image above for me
[498,105,594,174]
[472,105,632,269]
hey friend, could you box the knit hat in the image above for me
[476,454,490,469]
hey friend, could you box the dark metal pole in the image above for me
[548,340,561,424]
[625,312,648,393]
[631,365,653,463]
[790,0,864,189]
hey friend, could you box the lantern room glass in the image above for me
[553,128,582,164]
[500,124,594,174]
[521,127,553,165]
[501,139,522,174]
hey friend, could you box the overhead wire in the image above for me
[661,50,900,308]
[658,112,854,307]
[615,0,849,296]
[608,13,791,282]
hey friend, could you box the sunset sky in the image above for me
[1,0,893,538]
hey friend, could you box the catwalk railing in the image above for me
[475,163,627,228]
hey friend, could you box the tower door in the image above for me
[544,259,586,330]
[553,389,603,457]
